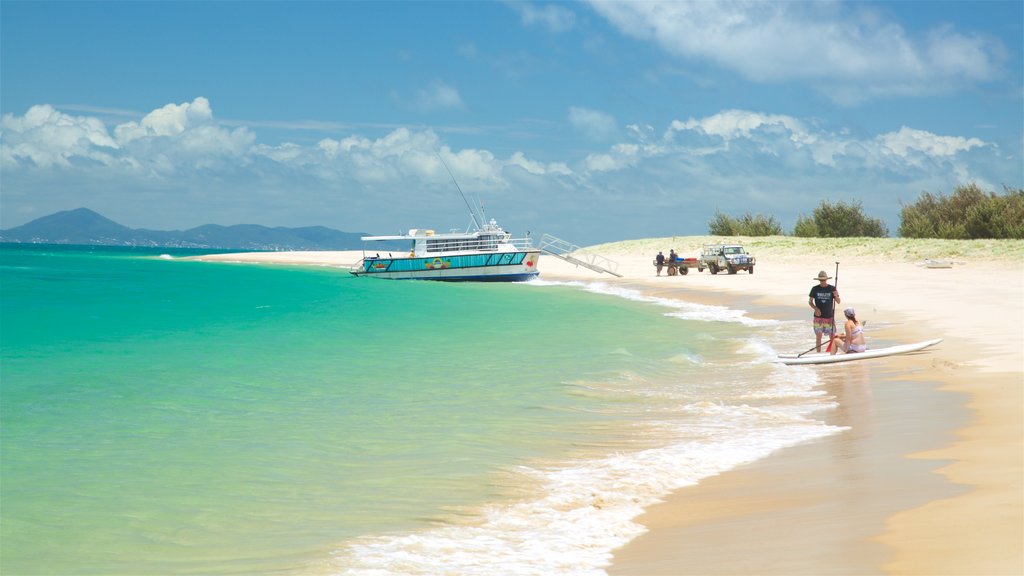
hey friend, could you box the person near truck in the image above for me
[667,249,679,276]
[808,270,841,352]
[655,251,665,276]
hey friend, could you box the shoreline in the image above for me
[190,239,1023,574]
[542,240,1022,575]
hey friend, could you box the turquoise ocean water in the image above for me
[1,244,841,575]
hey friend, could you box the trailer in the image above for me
[654,257,699,276]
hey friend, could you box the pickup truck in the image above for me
[698,244,756,274]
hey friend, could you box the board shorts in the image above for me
[812,316,834,335]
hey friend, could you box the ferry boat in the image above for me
[350,218,541,281]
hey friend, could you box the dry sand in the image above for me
[192,237,1023,574]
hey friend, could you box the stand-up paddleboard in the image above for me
[775,338,942,365]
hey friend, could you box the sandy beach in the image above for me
[194,237,1023,574]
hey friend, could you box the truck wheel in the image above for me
[728,264,737,274]
[710,265,718,275]
[748,266,754,274]
[681,267,688,275]
[698,266,704,272]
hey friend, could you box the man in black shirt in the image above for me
[808,270,841,352]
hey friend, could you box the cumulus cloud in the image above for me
[0,96,1006,243]
[2,97,257,176]
[569,108,991,176]
[2,98,993,186]
[1,104,118,168]
[115,97,214,142]
[668,109,809,143]
[879,126,985,158]
[588,1,1005,104]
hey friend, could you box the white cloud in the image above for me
[588,1,1005,103]
[568,106,618,141]
[254,142,303,163]
[583,152,620,173]
[414,80,465,111]
[668,109,809,143]
[507,151,573,176]
[511,2,576,33]
[1,104,118,168]
[1,97,1009,244]
[585,108,992,177]
[1,99,993,186]
[114,97,214,142]
[2,98,251,175]
[879,126,985,158]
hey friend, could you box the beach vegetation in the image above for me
[898,184,1024,239]
[707,211,784,236]
[792,200,889,238]
[598,234,1019,264]
[595,235,1024,265]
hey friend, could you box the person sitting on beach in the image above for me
[831,307,867,355]
[808,270,840,352]
[655,251,665,276]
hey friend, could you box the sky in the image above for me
[2,1,1021,245]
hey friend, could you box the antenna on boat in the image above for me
[436,152,483,230]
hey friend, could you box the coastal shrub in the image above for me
[898,184,1024,239]
[707,211,784,236]
[792,215,819,237]
[792,200,889,237]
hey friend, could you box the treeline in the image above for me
[708,184,1024,239]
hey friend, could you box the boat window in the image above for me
[424,237,500,253]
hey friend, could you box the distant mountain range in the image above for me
[0,208,400,251]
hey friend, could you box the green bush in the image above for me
[899,184,1024,239]
[792,200,889,237]
[708,211,784,236]
[792,215,819,237]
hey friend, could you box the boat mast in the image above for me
[437,153,485,231]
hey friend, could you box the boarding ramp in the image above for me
[539,234,622,277]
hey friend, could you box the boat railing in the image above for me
[506,236,535,250]
[423,235,535,254]
[539,234,621,276]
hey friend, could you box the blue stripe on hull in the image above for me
[352,251,540,282]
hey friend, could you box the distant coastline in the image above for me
[0,207,401,251]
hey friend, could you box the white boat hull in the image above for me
[775,338,943,365]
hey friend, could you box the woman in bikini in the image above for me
[831,307,867,355]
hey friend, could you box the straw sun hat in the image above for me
[814,270,832,280]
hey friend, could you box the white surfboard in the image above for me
[775,338,943,365]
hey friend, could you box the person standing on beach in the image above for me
[808,270,841,352]
[655,251,665,276]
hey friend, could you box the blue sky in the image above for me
[2,1,1021,245]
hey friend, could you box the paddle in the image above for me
[797,261,840,357]
[825,262,839,352]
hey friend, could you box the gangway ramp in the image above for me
[538,234,622,277]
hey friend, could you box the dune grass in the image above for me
[588,236,1024,264]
